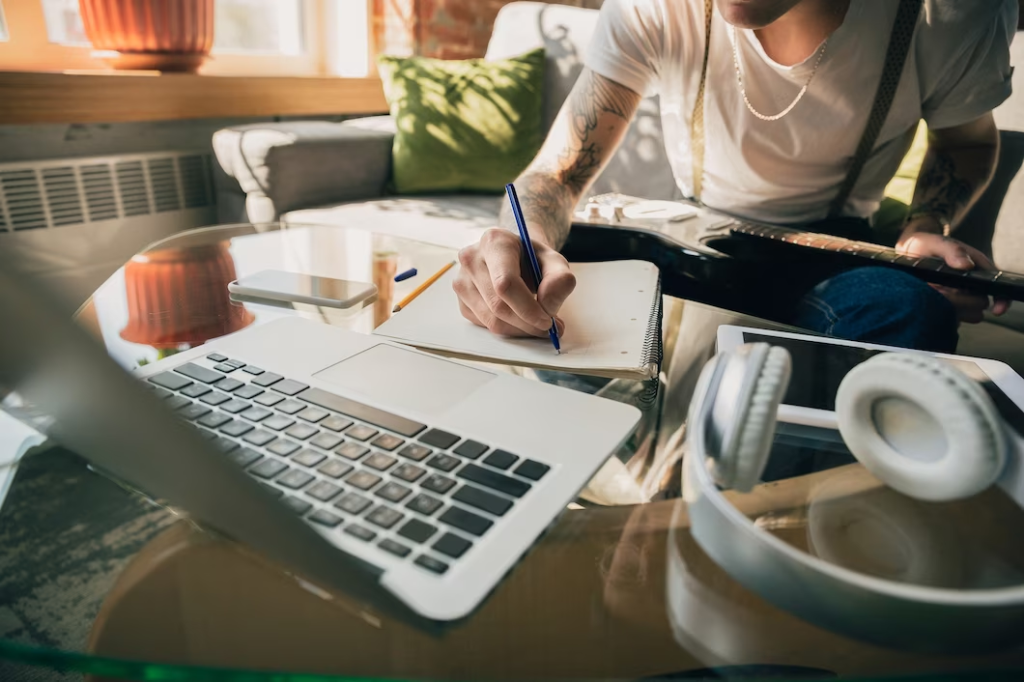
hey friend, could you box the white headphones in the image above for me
[692,343,1007,501]
[682,342,1024,652]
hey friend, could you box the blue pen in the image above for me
[505,183,561,354]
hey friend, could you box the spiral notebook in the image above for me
[373,260,663,380]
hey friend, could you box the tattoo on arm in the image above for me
[499,172,574,247]
[559,71,635,194]
[500,70,639,249]
[908,151,975,228]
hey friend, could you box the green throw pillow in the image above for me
[377,48,545,194]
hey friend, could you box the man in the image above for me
[453,0,1016,353]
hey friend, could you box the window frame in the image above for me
[0,0,9,42]
[0,0,102,71]
[0,0,371,77]
[206,0,322,76]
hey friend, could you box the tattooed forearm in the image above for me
[907,118,998,234]
[558,71,636,194]
[559,142,602,195]
[499,170,575,248]
[501,69,641,249]
[907,152,976,228]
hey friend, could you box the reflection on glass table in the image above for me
[77,496,1024,681]
[1,222,1022,681]
[685,391,1024,657]
[82,223,444,370]
[119,241,256,354]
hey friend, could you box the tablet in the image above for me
[716,325,1024,438]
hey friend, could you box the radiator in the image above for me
[0,151,218,305]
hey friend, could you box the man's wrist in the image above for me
[902,210,948,234]
[899,213,946,245]
[498,217,560,250]
[499,202,565,249]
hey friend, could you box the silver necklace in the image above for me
[730,24,830,122]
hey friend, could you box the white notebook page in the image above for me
[373,260,661,379]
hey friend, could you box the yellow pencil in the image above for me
[392,260,455,312]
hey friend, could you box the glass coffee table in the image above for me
[0,222,1021,681]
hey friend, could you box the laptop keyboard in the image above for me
[147,353,551,576]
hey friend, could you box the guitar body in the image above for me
[561,220,752,311]
[561,196,1024,322]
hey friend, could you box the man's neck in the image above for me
[753,0,850,67]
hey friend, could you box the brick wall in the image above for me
[373,0,602,61]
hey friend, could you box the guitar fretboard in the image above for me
[730,222,1024,302]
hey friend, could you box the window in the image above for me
[214,0,305,55]
[40,0,87,45]
[37,0,307,53]
[0,0,372,76]
[328,0,370,77]
[0,1,8,42]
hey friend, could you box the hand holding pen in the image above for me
[450,189,576,339]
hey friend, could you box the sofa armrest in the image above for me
[212,116,395,223]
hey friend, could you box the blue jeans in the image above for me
[793,267,959,353]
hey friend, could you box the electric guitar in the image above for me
[561,195,1024,319]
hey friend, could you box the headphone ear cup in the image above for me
[720,345,792,492]
[835,353,1006,502]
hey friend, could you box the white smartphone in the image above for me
[228,270,377,309]
[716,325,1024,434]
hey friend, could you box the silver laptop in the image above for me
[0,259,641,623]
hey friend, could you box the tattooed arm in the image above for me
[896,113,1006,322]
[453,70,641,337]
[498,69,642,248]
[902,113,999,237]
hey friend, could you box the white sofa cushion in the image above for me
[282,195,500,250]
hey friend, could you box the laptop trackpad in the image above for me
[313,344,495,418]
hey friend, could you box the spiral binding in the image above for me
[638,277,664,406]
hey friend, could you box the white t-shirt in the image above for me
[586,0,1016,224]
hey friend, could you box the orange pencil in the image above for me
[392,260,455,312]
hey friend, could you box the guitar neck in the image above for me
[730,222,1024,303]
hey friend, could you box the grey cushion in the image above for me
[486,1,681,202]
[213,118,395,222]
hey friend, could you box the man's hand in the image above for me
[454,228,576,337]
[451,69,637,338]
[898,114,1005,324]
[452,69,638,338]
[897,218,1010,323]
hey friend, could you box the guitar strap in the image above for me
[688,0,923,214]
[827,0,922,217]
[690,0,714,202]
